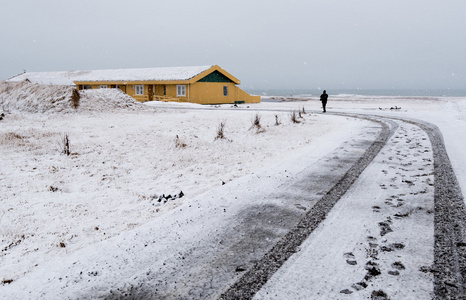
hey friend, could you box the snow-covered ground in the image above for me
[1,84,465,299]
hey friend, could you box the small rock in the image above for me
[340,289,353,294]
[388,270,400,276]
[1,278,13,284]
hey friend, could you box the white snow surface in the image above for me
[1,86,465,299]
[7,65,213,84]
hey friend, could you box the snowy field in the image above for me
[1,84,465,299]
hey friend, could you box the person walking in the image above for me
[320,90,328,113]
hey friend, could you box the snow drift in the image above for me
[0,81,144,114]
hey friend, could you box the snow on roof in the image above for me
[8,65,214,84]
[26,77,76,86]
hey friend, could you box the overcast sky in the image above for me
[1,0,465,90]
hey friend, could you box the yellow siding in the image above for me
[189,82,238,104]
[74,71,260,104]
[237,87,261,103]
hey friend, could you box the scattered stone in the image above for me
[346,260,357,265]
[388,270,400,276]
[1,278,13,285]
[340,289,353,294]
[156,191,184,204]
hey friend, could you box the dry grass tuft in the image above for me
[70,88,80,109]
[175,135,187,148]
[250,113,266,133]
[290,111,300,123]
[275,114,281,126]
[61,133,70,155]
[0,132,26,147]
[215,121,226,140]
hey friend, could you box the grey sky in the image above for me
[1,0,465,90]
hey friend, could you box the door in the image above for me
[148,84,154,101]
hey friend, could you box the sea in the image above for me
[245,89,466,98]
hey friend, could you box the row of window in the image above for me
[94,85,229,97]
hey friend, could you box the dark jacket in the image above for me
[320,92,328,102]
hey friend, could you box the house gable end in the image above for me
[189,65,240,85]
[197,70,235,83]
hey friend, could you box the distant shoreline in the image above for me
[245,89,466,98]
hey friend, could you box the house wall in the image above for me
[189,82,238,104]
[236,87,261,103]
[76,81,260,104]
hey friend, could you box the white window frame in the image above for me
[100,85,108,89]
[135,85,144,95]
[177,85,186,97]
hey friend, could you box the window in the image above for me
[82,85,91,90]
[177,85,186,97]
[135,85,144,95]
[100,85,107,89]
[223,86,228,96]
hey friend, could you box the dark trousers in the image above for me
[321,100,327,112]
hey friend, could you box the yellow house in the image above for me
[9,65,260,105]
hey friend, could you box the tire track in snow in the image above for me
[392,117,466,299]
[220,113,466,300]
[219,115,395,299]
